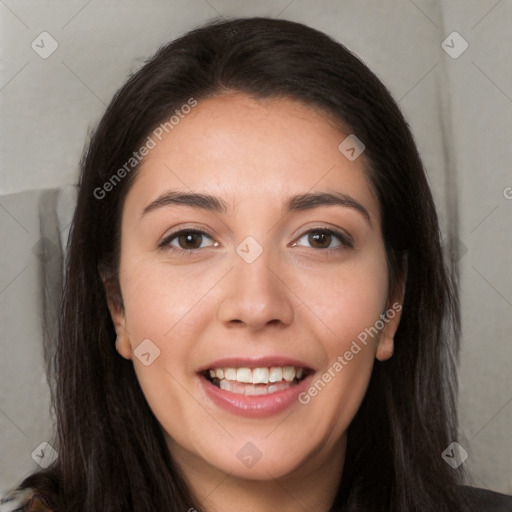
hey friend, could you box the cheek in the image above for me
[296,243,389,350]
[121,269,171,340]
[299,343,375,450]
[117,262,206,430]
[312,249,388,427]
[295,254,388,437]
[118,257,218,398]
[119,256,213,340]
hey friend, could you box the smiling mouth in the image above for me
[201,366,311,396]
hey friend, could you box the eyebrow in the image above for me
[141,190,372,225]
[286,191,371,225]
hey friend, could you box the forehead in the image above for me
[124,92,380,222]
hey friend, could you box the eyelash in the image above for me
[158,227,354,257]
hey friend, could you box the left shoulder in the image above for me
[458,485,512,512]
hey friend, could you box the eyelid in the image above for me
[293,226,354,249]
[158,225,354,256]
[158,228,217,250]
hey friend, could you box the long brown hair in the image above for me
[16,17,470,511]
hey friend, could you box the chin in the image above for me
[216,451,308,481]
[194,435,317,482]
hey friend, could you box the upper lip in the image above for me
[198,356,316,373]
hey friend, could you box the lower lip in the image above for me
[200,374,313,418]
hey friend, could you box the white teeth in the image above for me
[269,367,283,383]
[244,385,268,396]
[206,365,306,388]
[216,379,293,396]
[283,366,296,382]
[224,368,237,381]
[236,368,252,384]
[252,367,269,384]
[219,379,231,391]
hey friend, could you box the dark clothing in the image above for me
[2,484,511,511]
[460,485,512,511]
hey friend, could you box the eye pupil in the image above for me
[179,232,202,249]
[309,231,331,248]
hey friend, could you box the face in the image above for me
[107,92,403,484]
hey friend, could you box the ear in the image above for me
[100,267,132,361]
[375,255,407,362]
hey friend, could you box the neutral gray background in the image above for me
[1,0,511,497]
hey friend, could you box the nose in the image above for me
[217,247,294,331]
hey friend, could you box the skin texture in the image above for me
[107,92,404,512]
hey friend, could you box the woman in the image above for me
[2,16,511,512]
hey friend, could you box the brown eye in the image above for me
[308,231,332,249]
[159,229,215,251]
[295,228,353,250]
[176,232,204,250]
